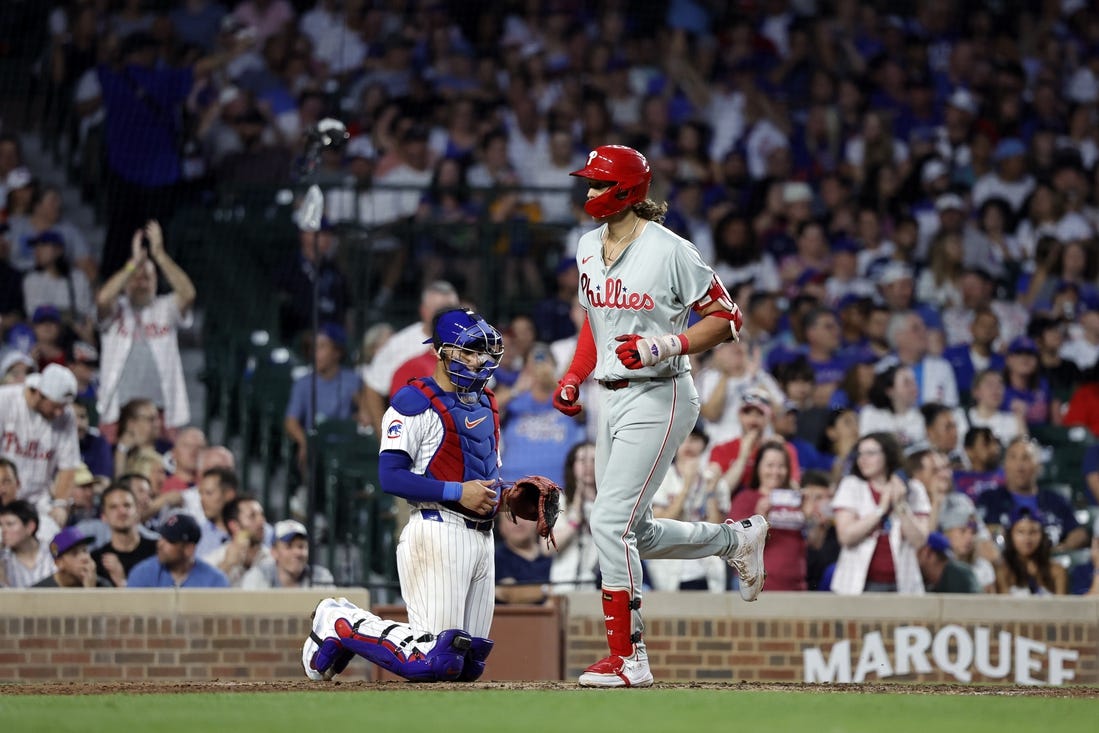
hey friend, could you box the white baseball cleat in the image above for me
[578,654,654,688]
[724,515,769,602]
[302,597,353,681]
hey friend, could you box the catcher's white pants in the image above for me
[398,507,495,638]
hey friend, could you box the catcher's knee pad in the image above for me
[310,636,354,679]
[455,636,494,682]
[335,619,470,682]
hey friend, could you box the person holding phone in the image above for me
[830,432,930,594]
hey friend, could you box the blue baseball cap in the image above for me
[32,305,61,324]
[49,526,94,559]
[317,322,347,351]
[924,531,953,557]
[993,138,1027,162]
[29,230,65,248]
[1007,336,1039,356]
[159,512,202,544]
[1008,505,1045,528]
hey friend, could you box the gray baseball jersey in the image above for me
[574,221,735,605]
[577,222,715,380]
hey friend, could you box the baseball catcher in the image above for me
[499,475,562,549]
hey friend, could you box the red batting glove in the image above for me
[553,373,583,416]
[614,334,646,370]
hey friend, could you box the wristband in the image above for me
[124,261,137,274]
[441,481,463,502]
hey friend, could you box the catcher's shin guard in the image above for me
[455,636,494,682]
[335,618,471,682]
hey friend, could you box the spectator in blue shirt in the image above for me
[127,511,229,588]
[494,514,552,605]
[284,323,362,473]
[975,436,1088,553]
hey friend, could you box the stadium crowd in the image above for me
[2,0,1099,597]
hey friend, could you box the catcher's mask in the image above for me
[569,145,652,219]
[425,308,503,402]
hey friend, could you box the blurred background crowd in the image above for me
[1,0,1099,598]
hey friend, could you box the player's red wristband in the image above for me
[675,333,689,355]
[567,315,597,381]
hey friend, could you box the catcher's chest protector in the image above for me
[411,378,500,518]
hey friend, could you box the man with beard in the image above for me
[90,482,158,587]
[127,512,228,588]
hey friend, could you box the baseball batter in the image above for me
[554,146,769,688]
[304,308,503,683]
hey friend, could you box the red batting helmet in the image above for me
[570,145,652,219]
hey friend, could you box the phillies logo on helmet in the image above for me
[569,145,652,219]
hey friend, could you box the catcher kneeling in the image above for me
[303,309,560,682]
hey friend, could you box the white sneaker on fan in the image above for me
[578,653,654,688]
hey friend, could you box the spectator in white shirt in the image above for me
[972,138,1036,216]
[887,311,959,407]
[1060,300,1099,371]
[858,364,927,448]
[0,499,55,587]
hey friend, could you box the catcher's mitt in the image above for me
[499,475,562,549]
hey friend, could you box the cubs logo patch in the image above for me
[386,420,403,438]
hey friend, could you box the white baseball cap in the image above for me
[947,89,978,116]
[26,363,77,404]
[0,349,35,377]
[921,158,948,185]
[6,167,32,190]
[274,519,308,543]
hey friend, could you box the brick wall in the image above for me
[563,592,1099,686]
[0,589,374,682]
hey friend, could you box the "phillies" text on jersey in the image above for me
[1,431,56,461]
[581,273,655,311]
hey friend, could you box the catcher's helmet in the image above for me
[425,308,504,400]
[570,145,652,219]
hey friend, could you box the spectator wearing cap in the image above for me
[7,185,96,284]
[942,306,1005,398]
[1002,336,1056,426]
[242,518,334,589]
[938,491,997,592]
[29,305,66,371]
[976,436,1088,554]
[88,481,158,587]
[825,237,875,306]
[934,89,978,179]
[697,339,784,446]
[917,531,981,593]
[33,525,110,587]
[0,349,35,386]
[95,220,196,443]
[284,323,361,473]
[706,389,801,496]
[916,192,968,263]
[973,138,1036,216]
[0,499,55,587]
[886,312,959,407]
[22,230,95,345]
[66,463,101,526]
[0,364,81,527]
[273,209,349,347]
[876,263,945,345]
[127,511,229,588]
[3,166,36,220]
[994,506,1068,596]
[69,341,99,406]
[202,495,269,587]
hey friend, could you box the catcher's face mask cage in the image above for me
[428,309,504,400]
[569,144,652,219]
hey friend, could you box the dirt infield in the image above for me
[2,680,1097,696]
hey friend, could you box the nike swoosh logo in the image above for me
[464,416,488,429]
[581,255,594,264]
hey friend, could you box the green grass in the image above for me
[2,689,1097,733]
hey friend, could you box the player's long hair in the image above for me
[632,199,668,222]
